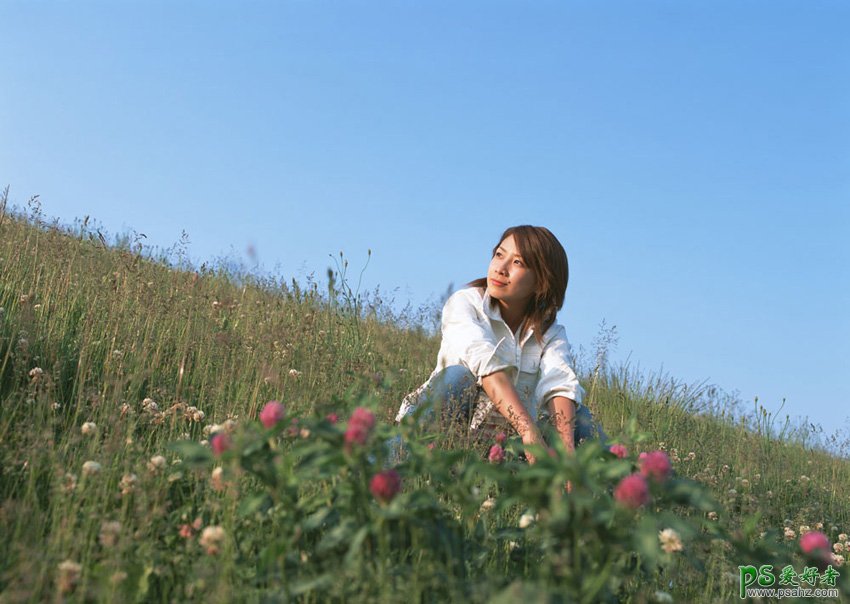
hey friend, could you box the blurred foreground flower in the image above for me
[638,451,672,483]
[211,433,232,456]
[345,407,376,450]
[488,444,505,464]
[609,444,628,459]
[370,469,401,504]
[614,474,650,509]
[800,531,830,555]
[260,400,286,428]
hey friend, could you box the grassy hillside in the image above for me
[1,201,849,602]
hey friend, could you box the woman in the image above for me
[395,225,605,463]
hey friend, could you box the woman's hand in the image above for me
[481,370,546,464]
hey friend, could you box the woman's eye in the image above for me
[514,260,523,266]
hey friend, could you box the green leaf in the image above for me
[169,440,212,468]
[343,526,370,565]
[289,573,332,596]
[238,493,273,517]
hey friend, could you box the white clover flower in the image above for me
[211,467,225,492]
[147,455,167,472]
[480,497,496,513]
[708,511,719,521]
[119,473,138,495]
[185,406,205,423]
[784,527,796,539]
[658,528,683,553]
[834,554,845,567]
[839,533,848,542]
[199,525,226,555]
[799,525,811,535]
[82,460,102,476]
[99,520,122,548]
[815,522,824,530]
[142,398,158,412]
[519,512,538,529]
[834,542,845,554]
[28,367,44,381]
[81,422,97,436]
[57,560,82,594]
[288,369,302,378]
[61,472,77,493]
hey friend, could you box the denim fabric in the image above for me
[397,364,606,447]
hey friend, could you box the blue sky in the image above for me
[2,1,848,435]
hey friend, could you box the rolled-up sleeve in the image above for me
[534,325,584,406]
[440,291,517,382]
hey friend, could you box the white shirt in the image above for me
[397,286,584,430]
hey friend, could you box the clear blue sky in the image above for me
[2,1,848,435]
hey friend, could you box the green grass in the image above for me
[1,198,848,603]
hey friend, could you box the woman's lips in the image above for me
[490,279,507,287]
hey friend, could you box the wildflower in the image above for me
[79,421,97,436]
[179,524,194,539]
[210,433,232,456]
[835,554,845,567]
[800,531,830,555]
[495,432,507,445]
[185,406,205,423]
[288,369,302,378]
[57,560,82,594]
[834,543,845,554]
[259,401,285,429]
[740,479,750,488]
[299,428,311,439]
[784,528,796,539]
[707,511,719,521]
[609,444,628,459]
[815,522,824,530]
[142,398,158,412]
[28,367,44,383]
[727,489,738,497]
[839,533,848,542]
[325,413,339,424]
[686,451,696,461]
[210,467,225,492]
[638,451,672,483]
[119,473,138,496]
[800,525,812,535]
[800,475,810,482]
[480,497,496,512]
[199,526,226,555]
[19,294,31,304]
[147,455,167,473]
[61,472,77,493]
[519,512,537,529]
[614,473,650,509]
[488,444,505,464]
[82,460,102,476]
[99,520,122,548]
[370,469,402,504]
[658,528,684,553]
[344,407,376,449]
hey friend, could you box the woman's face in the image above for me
[486,235,536,308]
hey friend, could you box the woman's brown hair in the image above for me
[468,225,569,344]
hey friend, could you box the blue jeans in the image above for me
[396,364,607,447]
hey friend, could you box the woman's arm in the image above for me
[548,396,576,453]
[480,370,546,463]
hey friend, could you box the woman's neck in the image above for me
[497,300,525,334]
